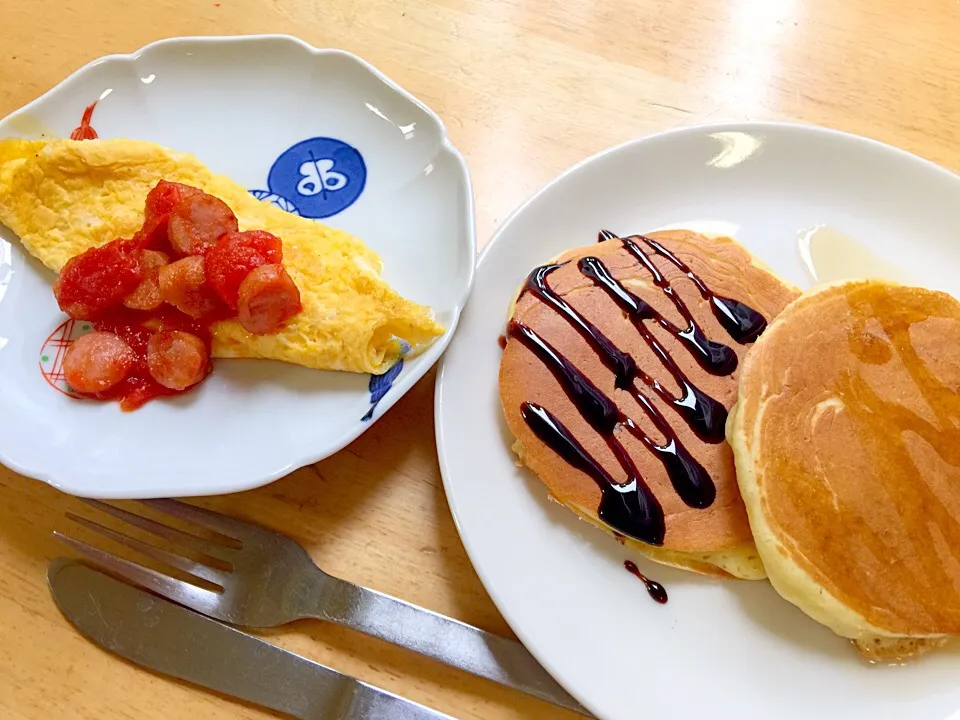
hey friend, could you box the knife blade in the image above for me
[48,558,453,720]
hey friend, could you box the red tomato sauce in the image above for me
[89,308,214,411]
[54,176,302,410]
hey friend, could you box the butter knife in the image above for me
[48,558,453,720]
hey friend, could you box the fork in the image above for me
[56,499,589,716]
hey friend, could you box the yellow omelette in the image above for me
[0,137,444,374]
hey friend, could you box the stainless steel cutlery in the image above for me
[49,558,454,720]
[56,498,588,716]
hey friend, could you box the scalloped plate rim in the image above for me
[0,35,476,498]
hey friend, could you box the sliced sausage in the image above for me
[54,239,143,319]
[158,255,221,318]
[145,180,202,221]
[132,213,174,252]
[123,250,169,311]
[205,230,283,308]
[53,270,97,319]
[237,264,302,334]
[168,193,239,256]
[146,330,209,391]
[133,182,203,252]
[62,331,135,393]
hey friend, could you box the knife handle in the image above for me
[335,681,456,720]
[264,657,455,720]
[264,653,457,720]
[314,579,589,716]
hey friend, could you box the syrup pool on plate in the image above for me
[798,225,908,285]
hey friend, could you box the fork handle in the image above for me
[313,580,590,716]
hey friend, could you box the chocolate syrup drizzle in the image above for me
[600,230,768,343]
[509,322,715,514]
[624,560,668,604]
[577,257,728,443]
[512,230,768,546]
[521,401,666,545]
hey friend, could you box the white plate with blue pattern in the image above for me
[0,35,475,498]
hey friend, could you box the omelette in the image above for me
[0,137,444,374]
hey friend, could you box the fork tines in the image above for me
[55,498,243,616]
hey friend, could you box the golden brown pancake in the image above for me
[500,230,800,578]
[729,279,960,658]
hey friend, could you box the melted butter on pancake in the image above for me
[731,280,960,654]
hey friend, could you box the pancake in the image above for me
[499,230,800,579]
[729,279,960,658]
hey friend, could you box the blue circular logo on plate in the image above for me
[267,137,366,219]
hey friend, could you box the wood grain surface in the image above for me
[1,0,959,717]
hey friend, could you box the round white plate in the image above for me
[436,123,960,720]
[0,35,475,498]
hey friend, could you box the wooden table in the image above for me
[1,0,959,717]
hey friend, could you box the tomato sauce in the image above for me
[90,308,215,410]
[53,174,301,410]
